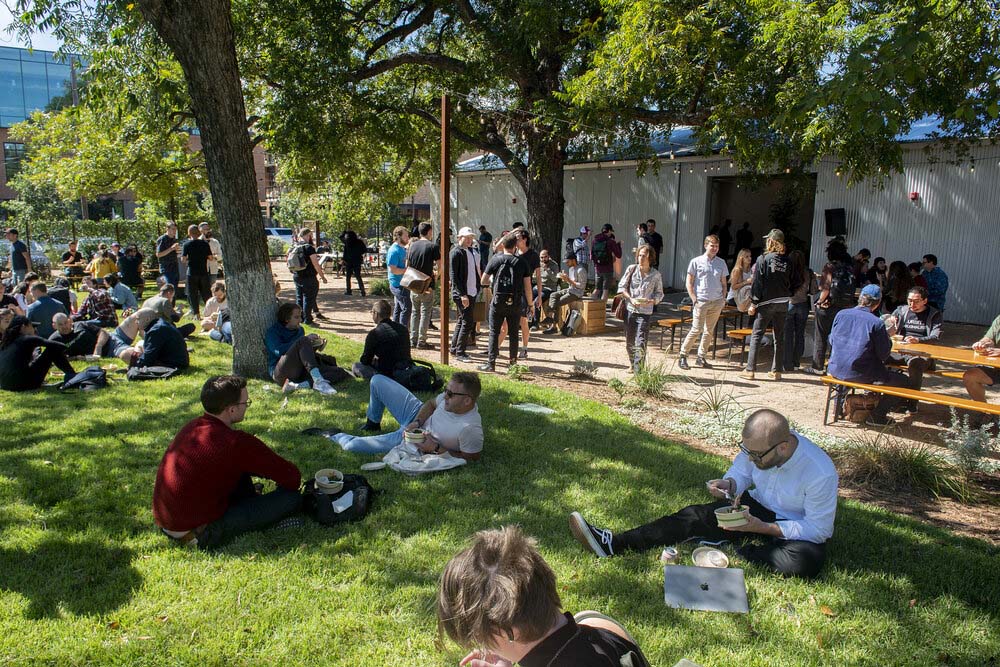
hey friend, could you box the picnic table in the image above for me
[892,342,1000,369]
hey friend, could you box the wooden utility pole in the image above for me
[439,94,451,365]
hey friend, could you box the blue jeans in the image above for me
[12,269,26,284]
[332,375,422,454]
[160,267,179,288]
[210,321,233,344]
[390,284,412,328]
[783,301,810,370]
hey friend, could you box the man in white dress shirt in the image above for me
[569,408,838,578]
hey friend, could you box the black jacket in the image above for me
[359,320,411,375]
[137,318,189,369]
[449,245,481,298]
[751,252,793,305]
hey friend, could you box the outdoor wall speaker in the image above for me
[824,208,846,236]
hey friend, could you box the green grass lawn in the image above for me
[0,329,997,666]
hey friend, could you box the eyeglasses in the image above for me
[906,297,925,303]
[444,389,470,399]
[738,438,785,462]
[236,398,253,407]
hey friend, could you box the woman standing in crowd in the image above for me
[726,248,753,306]
[883,260,913,313]
[618,245,664,373]
[741,229,793,381]
[0,315,77,392]
[783,250,815,372]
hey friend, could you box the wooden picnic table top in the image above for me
[893,342,1000,369]
[678,304,740,314]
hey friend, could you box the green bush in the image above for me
[940,409,1000,474]
[369,278,391,296]
[267,237,287,258]
[632,360,672,398]
[506,364,530,381]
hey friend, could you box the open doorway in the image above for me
[707,174,817,262]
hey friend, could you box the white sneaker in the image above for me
[282,379,307,393]
[313,379,338,396]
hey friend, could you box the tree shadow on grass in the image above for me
[0,537,141,619]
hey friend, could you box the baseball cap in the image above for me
[580,226,591,234]
[860,284,882,300]
[763,228,784,243]
[111,241,121,247]
[457,226,475,238]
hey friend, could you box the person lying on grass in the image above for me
[310,372,483,458]
[50,312,140,362]
[438,525,649,667]
[153,374,303,550]
[570,408,838,579]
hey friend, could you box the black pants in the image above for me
[451,296,476,354]
[196,474,303,550]
[811,304,844,370]
[746,302,786,373]
[5,344,77,391]
[488,297,521,363]
[186,273,212,316]
[867,368,912,419]
[615,495,827,579]
[294,275,320,323]
[888,353,935,391]
[272,337,349,385]
[344,264,366,296]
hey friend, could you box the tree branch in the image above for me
[629,107,710,126]
[365,3,436,59]
[348,53,469,81]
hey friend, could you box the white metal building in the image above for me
[431,128,1000,325]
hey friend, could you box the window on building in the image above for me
[3,143,26,182]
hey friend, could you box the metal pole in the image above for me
[439,94,451,366]
[70,59,88,222]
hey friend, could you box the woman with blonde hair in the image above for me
[741,229,795,381]
[726,247,754,306]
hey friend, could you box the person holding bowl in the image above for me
[617,244,664,373]
[569,409,838,579]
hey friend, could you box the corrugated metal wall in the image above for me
[810,141,1000,324]
[433,141,999,323]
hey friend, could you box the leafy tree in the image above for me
[570,0,1000,181]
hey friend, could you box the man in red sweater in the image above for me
[153,375,302,549]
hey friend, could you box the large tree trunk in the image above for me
[523,138,566,258]
[138,0,273,378]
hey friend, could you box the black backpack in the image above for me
[392,359,443,392]
[126,365,181,381]
[60,366,107,391]
[829,262,856,306]
[302,474,375,526]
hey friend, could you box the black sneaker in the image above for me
[543,326,558,334]
[314,312,330,321]
[865,415,896,427]
[804,366,825,376]
[361,419,382,432]
[455,353,472,363]
[477,362,495,372]
[678,356,690,370]
[696,356,712,369]
[569,512,614,558]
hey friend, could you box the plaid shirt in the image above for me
[73,289,118,326]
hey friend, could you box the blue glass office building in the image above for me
[0,46,82,127]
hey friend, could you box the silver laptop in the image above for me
[664,565,750,613]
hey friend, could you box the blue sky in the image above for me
[1,7,62,52]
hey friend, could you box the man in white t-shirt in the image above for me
[322,372,484,458]
[678,234,728,370]
[543,253,587,334]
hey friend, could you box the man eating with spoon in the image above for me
[568,408,839,578]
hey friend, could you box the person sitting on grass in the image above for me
[570,408,838,579]
[153,374,303,550]
[24,282,68,338]
[0,315,78,392]
[74,277,118,328]
[48,276,77,314]
[85,245,117,285]
[0,308,13,336]
[133,309,190,371]
[144,284,187,322]
[265,302,348,395]
[542,252,586,334]
[104,273,138,312]
[315,371,483,457]
[962,313,1000,418]
[437,525,649,667]
[50,312,140,361]
[352,298,411,380]
[201,281,228,332]
[139,296,196,338]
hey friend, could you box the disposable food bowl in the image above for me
[314,468,344,494]
[714,505,749,528]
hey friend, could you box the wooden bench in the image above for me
[654,317,685,351]
[726,328,772,364]
[820,375,1000,425]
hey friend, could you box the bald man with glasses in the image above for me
[570,409,838,578]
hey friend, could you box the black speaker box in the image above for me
[824,208,846,236]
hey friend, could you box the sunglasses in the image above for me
[444,389,470,399]
[737,438,785,462]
